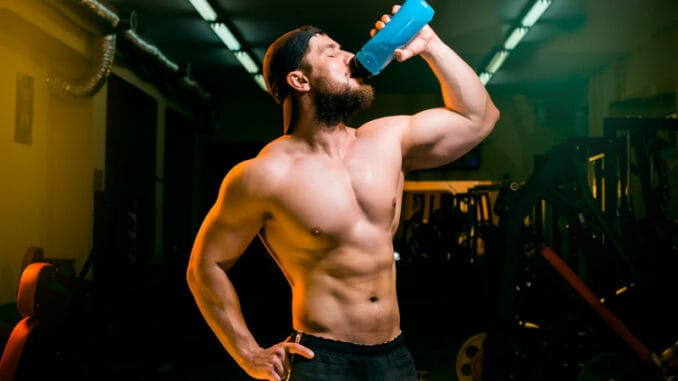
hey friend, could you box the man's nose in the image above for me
[343,51,355,65]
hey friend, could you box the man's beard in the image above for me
[313,80,374,126]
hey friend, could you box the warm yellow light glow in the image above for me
[588,153,605,162]
[615,283,635,295]
[403,180,494,193]
[519,320,541,329]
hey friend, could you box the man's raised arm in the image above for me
[383,11,499,170]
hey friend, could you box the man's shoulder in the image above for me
[356,114,409,138]
[232,139,293,184]
[254,137,296,166]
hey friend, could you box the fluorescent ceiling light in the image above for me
[188,1,267,92]
[504,27,528,50]
[234,51,259,74]
[478,0,550,85]
[188,0,217,22]
[253,74,267,91]
[486,50,509,73]
[211,23,241,51]
[479,72,492,86]
[521,0,551,27]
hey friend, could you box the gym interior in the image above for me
[1,1,677,380]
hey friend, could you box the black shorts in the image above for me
[286,331,418,381]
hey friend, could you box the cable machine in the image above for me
[479,118,678,381]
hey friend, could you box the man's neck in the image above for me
[293,122,354,158]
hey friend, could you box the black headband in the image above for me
[263,26,323,104]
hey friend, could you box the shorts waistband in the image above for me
[289,330,405,356]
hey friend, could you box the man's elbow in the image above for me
[186,261,200,294]
[487,100,500,126]
[482,101,500,136]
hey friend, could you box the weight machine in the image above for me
[479,118,678,381]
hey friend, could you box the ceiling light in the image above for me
[504,27,528,50]
[521,0,551,27]
[479,72,492,86]
[188,0,217,22]
[191,3,267,92]
[253,74,267,91]
[210,23,241,51]
[234,51,259,74]
[477,0,551,85]
[486,50,509,73]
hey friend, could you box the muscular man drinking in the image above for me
[187,5,499,380]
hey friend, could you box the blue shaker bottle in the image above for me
[351,0,435,78]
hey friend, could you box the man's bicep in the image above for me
[195,200,265,269]
[199,162,269,263]
[403,108,480,170]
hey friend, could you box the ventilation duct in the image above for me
[120,30,211,102]
[46,33,117,98]
[41,0,210,101]
[42,0,119,98]
[43,0,120,35]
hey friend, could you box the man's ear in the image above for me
[286,70,310,93]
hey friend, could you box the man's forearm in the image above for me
[188,264,259,367]
[421,33,495,122]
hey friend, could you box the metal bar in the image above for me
[539,245,652,363]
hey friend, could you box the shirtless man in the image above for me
[186,5,499,380]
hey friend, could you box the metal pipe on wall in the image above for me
[41,0,209,101]
[42,0,119,98]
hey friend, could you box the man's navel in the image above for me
[310,226,323,236]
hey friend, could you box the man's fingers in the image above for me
[273,361,285,378]
[285,342,315,359]
[394,48,414,62]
